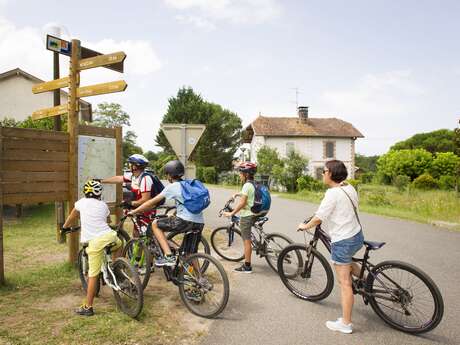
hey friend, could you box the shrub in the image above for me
[412,173,438,190]
[364,190,391,206]
[438,175,456,191]
[218,171,240,185]
[377,149,433,181]
[271,151,309,192]
[429,152,460,178]
[297,175,326,192]
[196,166,204,181]
[393,175,411,192]
[347,179,361,190]
[257,145,283,175]
[202,166,217,184]
[360,172,375,184]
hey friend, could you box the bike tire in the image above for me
[178,253,230,318]
[122,239,153,290]
[262,232,294,273]
[277,244,334,301]
[167,232,211,272]
[77,248,101,296]
[366,260,444,334]
[210,226,244,262]
[112,257,144,318]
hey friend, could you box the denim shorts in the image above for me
[331,230,364,265]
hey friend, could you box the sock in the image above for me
[244,262,251,267]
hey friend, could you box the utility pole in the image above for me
[291,87,300,110]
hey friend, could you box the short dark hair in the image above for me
[325,160,348,183]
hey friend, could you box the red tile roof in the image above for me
[243,115,364,142]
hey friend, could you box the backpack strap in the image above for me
[340,187,362,230]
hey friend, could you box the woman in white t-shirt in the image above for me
[298,160,364,334]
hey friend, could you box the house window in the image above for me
[286,142,295,155]
[315,167,324,180]
[324,141,336,159]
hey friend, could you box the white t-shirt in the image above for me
[315,184,361,243]
[74,197,112,242]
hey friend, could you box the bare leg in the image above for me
[334,264,354,325]
[244,239,252,264]
[351,262,361,277]
[86,276,98,307]
[151,221,172,256]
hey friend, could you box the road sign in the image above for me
[161,124,206,178]
[32,77,69,94]
[78,52,126,71]
[77,80,127,98]
[46,35,71,56]
[32,104,68,120]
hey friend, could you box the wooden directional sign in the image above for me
[32,104,68,120]
[32,77,69,94]
[79,52,126,71]
[77,80,127,98]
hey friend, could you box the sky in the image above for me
[0,0,459,156]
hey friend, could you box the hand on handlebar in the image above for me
[120,200,133,209]
[222,211,233,218]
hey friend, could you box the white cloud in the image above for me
[164,0,282,28]
[317,70,426,155]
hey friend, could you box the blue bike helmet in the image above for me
[127,154,149,167]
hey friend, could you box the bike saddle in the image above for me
[364,240,386,250]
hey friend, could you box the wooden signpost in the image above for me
[32,77,69,94]
[77,80,127,98]
[78,52,126,71]
[32,104,69,120]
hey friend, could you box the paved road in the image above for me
[199,185,459,345]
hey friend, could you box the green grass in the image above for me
[0,204,208,345]
[278,185,460,230]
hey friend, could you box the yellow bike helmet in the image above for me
[83,179,103,198]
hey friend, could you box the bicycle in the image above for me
[61,226,144,318]
[210,198,294,273]
[125,218,230,318]
[119,208,211,289]
[276,220,444,334]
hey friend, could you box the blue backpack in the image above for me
[249,181,271,214]
[179,179,211,214]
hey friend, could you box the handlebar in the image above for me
[61,226,81,235]
[218,198,235,217]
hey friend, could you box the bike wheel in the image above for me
[77,248,101,296]
[178,253,230,318]
[366,260,444,334]
[211,226,244,262]
[112,257,144,318]
[122,239,152,290]
[277,244,334,301]
[263,232,294,273]
[168,232,211,273]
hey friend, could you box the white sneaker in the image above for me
[326,318,353,334]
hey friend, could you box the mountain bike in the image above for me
[125,218,230,318]
[210,198,294,273]
[276,221,444,334]
[120,210,211,289]
[61,226,144,318]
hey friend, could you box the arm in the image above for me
[298,216,322,231]
[131,191,151,208]
[298,190,335,231]
[63,208,79,228]
[228,195,247,216]
[129,193,166,215]
[102,176,124,184]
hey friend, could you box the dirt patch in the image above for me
[39,294,82,310]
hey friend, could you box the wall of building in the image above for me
[251,135,356,179]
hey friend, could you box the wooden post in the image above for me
[0,127,4,284]
[115,126,123,223]
[68,39,80,264]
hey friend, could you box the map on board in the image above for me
[78,135,116,203]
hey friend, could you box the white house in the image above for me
[243,107,364,179]
[0,68,92,122]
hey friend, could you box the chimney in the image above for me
[298,106,309,123]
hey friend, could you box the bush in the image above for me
[393,175,411,192]
[377,149,433,181]
[364,189,391,206]
[429,152,460,178]
[347,179,361,191]
[297,175,326,192]
[196,166,204,181]
[202,166,217,184]
[360,172,375,184]
[438,175,457,191]
[218,171,240,185]
[412,173,438,190]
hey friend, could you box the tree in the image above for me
[429,152,460,178]
[391,129,456,154]
[93,102,130,128]
[256,145,283,175]
[271,150,309,192]
[155,87,242,172]
[377,149,433,182]
[0,117,21,127]
[355,154,379,172]
[122,130,143,162]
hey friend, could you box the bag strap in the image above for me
[340,187,362,230]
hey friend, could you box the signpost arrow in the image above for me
[32,104,68,120]
[32,77,69,94]
[78,52,126,71]
[77,80,127,98]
